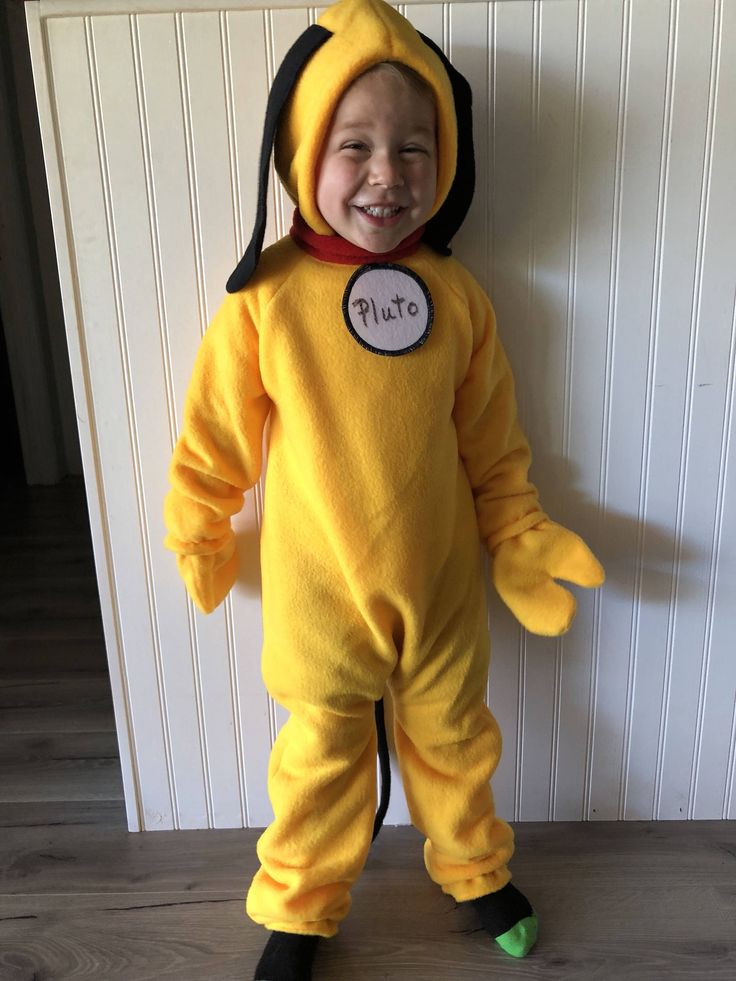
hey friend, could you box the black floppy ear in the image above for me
[418,33,475,257]
[226,24,332,293]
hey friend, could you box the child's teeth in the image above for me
[363,206,400,217]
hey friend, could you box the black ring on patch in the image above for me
[341,263,434,357]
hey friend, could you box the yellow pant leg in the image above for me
[389,572,514,903]
[246,699,377,937]
[248,530,397,937]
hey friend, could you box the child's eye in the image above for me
[401,145,429,156]
[341,141,368,152]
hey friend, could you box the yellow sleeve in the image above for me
[164,292,271,613]
[452,277,545,551]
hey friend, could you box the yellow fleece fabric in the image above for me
[164,0,604,938]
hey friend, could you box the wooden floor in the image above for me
[1,478,735,980]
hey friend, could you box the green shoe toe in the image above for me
[495,914,538,958]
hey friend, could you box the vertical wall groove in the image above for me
[222,13,243,259]
[267,8,286,240]
[514,645,525,822]
[175,14,207,333]
[557,0,583,823]
[576,0,600,823]
[547,0,573,821]
[212,9,249,828]
[130,16,177,451]
[549,637,562,821]
[726,689,736,818]
[617,0,642,821]
[617,0,639,818]
[608,0,631,819]
[711,280,736,818]
[686,0,723,820]
[649,0,678,821]
[220,10,250,828]
[225,597,249,825]
[174,12,216,827]
[189,614,214,827]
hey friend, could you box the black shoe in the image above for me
[253,931,320,981]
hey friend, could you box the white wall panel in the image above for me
[663,0,736,821]
[135,12,212,830]
[44,14,173,829]
[486,0,535,822]
[691,0,736,822]
[29,0,736,830]
[646,0,716,821]
[604,0,671,822]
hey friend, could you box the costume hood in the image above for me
[227,0,475,293]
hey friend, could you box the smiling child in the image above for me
[164,3,604,979]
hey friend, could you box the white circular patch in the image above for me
[342,263,433,356]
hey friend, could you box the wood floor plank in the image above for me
[0,730,119,763]
[0,800,127,830]
[0,673,115,734]
[0,824,260,895]
[0,674,113,708]
[0,703,116,734]
[0,620,105,643]
[0,585,102,623]
[0,897,252,981]
[0,542,98,575]
[0,639,108,674]
[0,755,124,802]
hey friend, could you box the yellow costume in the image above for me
[165,0,603,942]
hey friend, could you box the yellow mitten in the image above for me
[491,520,605,636]
[174,538,238,615]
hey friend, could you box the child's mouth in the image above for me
[359,204,403,218]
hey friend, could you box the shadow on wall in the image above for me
[526,455,705,610]
[234,524,263,596]
[465,33,699,620]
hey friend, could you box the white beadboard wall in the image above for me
[27,0,736,831]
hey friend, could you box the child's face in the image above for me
[315,69,437,253]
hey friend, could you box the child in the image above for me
[164,2,604,978]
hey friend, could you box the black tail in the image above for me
[372,697,391,841]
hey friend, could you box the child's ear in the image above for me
[226,25,332,294]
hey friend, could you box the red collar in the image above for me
[289,208,424,264]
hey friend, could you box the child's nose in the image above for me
[369,151,404,189]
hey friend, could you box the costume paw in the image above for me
[491,519,605,635]
[176,540,238,614]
